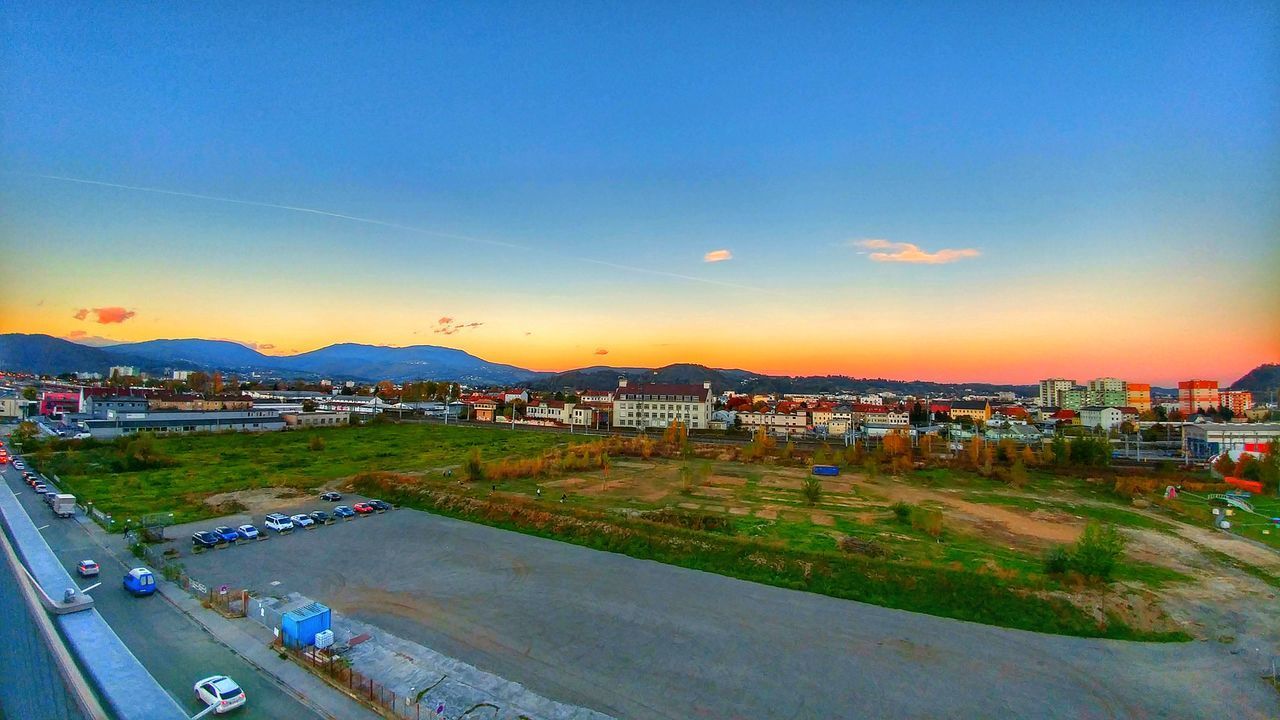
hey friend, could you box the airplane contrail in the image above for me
[15,172,775,294]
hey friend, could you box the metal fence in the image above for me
[277,641,446,720]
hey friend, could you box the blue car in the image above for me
[235,524,260,540]
[333,505,355,519]
[123,567,156,596]
[213,526,239,543]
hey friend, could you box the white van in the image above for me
[264,513,294,533]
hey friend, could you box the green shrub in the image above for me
[308,435,325,452]
[465,448,484,483]
[801,476,822,505]
[891,502,911,523]
[1043,545,1070,575]
[1069,522,1126,580]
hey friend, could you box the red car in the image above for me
[352,502,374,515]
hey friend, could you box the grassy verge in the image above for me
[354,472,1188,641]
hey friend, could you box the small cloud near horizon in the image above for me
[852,239,980,264]
[73,306,137,324]
[434,319,483,336]
[594,348,609,355]
[703,249,732,263]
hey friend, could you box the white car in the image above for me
[263,513,294,533]
[289,513,315,528]
[194,675,245,714]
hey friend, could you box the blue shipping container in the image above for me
[811,465,840,477]
[282,602,331,649]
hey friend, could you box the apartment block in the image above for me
[1038,378,1076,408]
[1178,380,1220,415]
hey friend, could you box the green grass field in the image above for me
[33,423,572,524]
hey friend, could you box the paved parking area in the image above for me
[172,504,1279,720]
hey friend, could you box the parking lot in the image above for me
[167,499,1278,720]
[149,491,391,560]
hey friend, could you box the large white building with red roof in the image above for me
[611,378,714,430]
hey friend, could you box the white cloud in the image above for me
[703,249,733,263]
[852,239,980,264]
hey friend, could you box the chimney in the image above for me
[618,377,628,388]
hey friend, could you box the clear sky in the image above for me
[2,2,1277,385]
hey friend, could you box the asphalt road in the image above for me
[169,502,1279,720]
[0,454,321,720]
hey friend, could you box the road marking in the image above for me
[37,524,49,530]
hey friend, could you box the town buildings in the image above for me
[1126,383,1152,413]
[1038,378,1076,408]
[948,400,992,424]
[1086,378,1128,407]
[1079,406,1139,432]
[81,409,285,438]
[1183,423,1280,460]
[1178,380,1220,416]
[108,365,137,378]
[281,411,349,428]
[611,379,714,430]
[1219,390,1253,415]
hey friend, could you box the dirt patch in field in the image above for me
[875,482,1084,545]
[758,476,801,490]
[706,475,746,487]
[755,508,778,520]
[692,487,734,499]
[810,512,835,526]
[728,507,750,516]
[203,487,309,515]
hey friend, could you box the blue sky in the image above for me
[2,2,1277,383]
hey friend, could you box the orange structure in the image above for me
[1178,380,1219,415]
[1126,383,1151,413]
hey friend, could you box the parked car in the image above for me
[352,502,374,515]
[308,510,330,524]
[332,505,355,519]
[235,524,260,540]
[32,483,47,494]
[194,675,246,714]
[264,513,294,533]
[320,491,342,502]
[192,530,220,549]
[123,567,156,596]
[76,560,100,577]
[213,526,240,543]
[368,499,392,512]
[289,513,315,528]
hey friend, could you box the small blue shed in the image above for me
[282,602,331,648]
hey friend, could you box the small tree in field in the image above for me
[308,435,325,452]
[801,475,822,505]
[1069,522,1126,581]
[1008,459,1028,488]
[465,448,484,483]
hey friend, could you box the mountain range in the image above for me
[0,333,1273,398]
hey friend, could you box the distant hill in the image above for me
[282,343,541,385]
[0,334,542,385]
[110,338,281,370]
[530,362,1036,397]
[1231,363,1280,394]
[0,334,127,375]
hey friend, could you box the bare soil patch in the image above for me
[203,487,309,515]
[810,512,835,526]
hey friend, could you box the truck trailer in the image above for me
[52,494,76,518]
